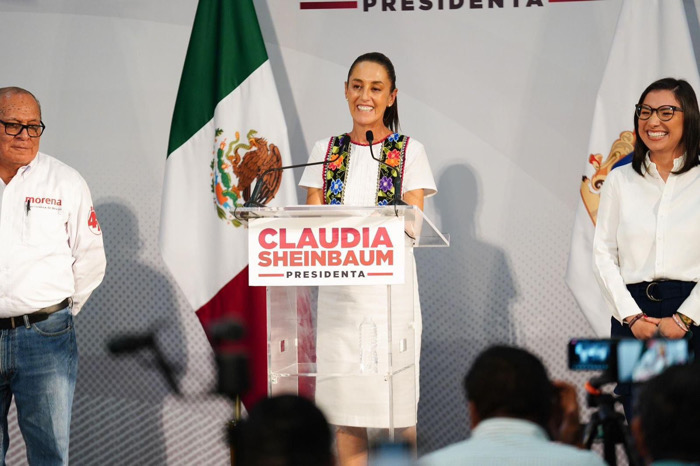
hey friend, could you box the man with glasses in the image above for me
[0,87,106,465]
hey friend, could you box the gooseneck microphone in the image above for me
[366,130,405,206]
[244,151,343,208]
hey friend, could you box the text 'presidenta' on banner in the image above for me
[248,216,405,286]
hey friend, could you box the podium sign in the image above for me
[235,205,449,437]
[248,215,405,286]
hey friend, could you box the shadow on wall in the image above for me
[416,163,517,455]
[69,199,185,465]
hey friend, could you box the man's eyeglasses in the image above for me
[0,120,45,138]
[635,105,683,122]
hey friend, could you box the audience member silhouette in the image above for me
[632,363,700,465]
[237,395,334,466]
[419,345,605,465]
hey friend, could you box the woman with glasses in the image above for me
[593,77,700,415]
[299,52,437,465]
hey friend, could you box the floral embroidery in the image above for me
[330,178,344,195]
[323,133,407,206]
[376,134,406,205]
[323,134,351,205]
[385,149,401,167]
[379,176,393,192]
[328,155,344,170]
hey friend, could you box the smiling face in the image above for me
[345,60,397,136]
[0,92,42,181]
[638,89,685,159]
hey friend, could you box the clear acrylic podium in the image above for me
[239,205,449,436]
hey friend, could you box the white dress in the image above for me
[299,135,437,427]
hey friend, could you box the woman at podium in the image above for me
[299,52,437,465]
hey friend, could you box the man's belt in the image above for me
[0,298,71,330]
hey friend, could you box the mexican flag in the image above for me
[565,0,700,337]
[159,0,297,406]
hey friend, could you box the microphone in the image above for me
[366,130,406,206]
[107,332,181,396]
[244,145,343,208]
[107,333,154,354]
[210,319,246,343]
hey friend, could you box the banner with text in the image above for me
[248,216,405,286]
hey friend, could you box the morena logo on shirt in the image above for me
[25,196,62,206]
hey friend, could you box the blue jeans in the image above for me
[0,308,78,465]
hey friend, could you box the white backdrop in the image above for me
[1,0,699,463]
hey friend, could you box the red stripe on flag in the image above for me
[300,1,358,9]
[196,266,267,408]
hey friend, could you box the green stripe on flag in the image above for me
[167,0,268,156]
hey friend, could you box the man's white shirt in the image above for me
[0,152,106,316]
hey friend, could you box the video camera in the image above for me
[567,337,694,466]
[568,338,693,386]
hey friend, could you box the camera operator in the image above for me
[631,364,700,465]
[419,346,605,465]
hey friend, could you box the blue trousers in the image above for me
[611,281,697,420]
[0,308,78,465]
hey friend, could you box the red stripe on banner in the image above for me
[259,273,285,277]
[196,266,267,408]
[367,272,393,276]
[300,1,358,9]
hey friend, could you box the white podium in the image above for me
[239,205,449,435]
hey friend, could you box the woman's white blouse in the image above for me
[298,136,437,206]
[593,155,700,323]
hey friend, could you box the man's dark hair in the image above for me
[635,364,700,462]
[237,394,334,466]
[464,345,556,430]
[632,77,700,176]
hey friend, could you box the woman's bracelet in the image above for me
[672,313,690,333]
[626,313,646,329]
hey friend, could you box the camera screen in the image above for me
[369,441,412,466]
[568,339,613,371]
[617,339,692,383]
[568,338,693,382]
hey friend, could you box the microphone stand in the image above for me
[238,152,342,215]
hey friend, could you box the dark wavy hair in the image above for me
[632,78,700,176]
[347,52,400,132]
[237,395,334,466]
[465,346,555,431]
